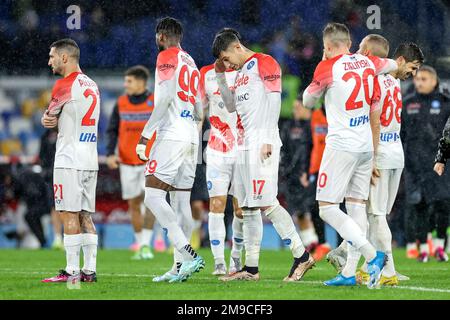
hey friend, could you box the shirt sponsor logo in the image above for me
[430,100,441,114]
[158,63,175,72]
[237,93,249,102]
[264,74,281,82]
[380,131,400,142]
[79,132,97,142]
[234,74,249,89]
[349,115,369,127]
[180,109,194,120]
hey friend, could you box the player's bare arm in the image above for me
[370,107,381,185]
[215,58,236,113]
[41,110,58,128]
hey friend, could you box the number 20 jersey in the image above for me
[306,53,397,153]
[374,74,404,169]
[150,47,200,145]
[47,71,100,171]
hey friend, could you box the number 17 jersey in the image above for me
[47,71,100,171]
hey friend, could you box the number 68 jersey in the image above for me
[47,71,100,171]
[373,74,404,169]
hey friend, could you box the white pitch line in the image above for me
[1,269,449,294]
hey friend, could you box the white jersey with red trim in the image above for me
[374,74,404,169]
[304,53,397,153]
[142,47,200,145]
[199,64,240,157]
[47,71,100,171]
[233,53,283,150]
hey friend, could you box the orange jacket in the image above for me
[309,108,328,175]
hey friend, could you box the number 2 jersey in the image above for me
[373,74,404,169]
[47,71,100,171]
[199,64,240,157]
[141,47,200,145]
[304,53,397,153]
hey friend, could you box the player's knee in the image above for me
[63,213,81,234]
[318,204,338,221]
[210,197,226,213]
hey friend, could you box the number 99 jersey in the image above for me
[48,71,100,171]
[152,47,200,145]
[373,74,404,169]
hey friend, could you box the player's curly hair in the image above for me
[155,17,183,41]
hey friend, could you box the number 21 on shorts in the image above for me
[54,184,63,202]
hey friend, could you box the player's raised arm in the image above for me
[215,59,236,112]
[303,59,333,109]
[136,50,177,161]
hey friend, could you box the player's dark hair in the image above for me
[155,17,183,41]
[50,38,80,61]
[212,31,240,59]
[393,42,424,64]
[215,27,242,41]
[125,65,150,82]
[365,34,389,58]
[322,22,351,45]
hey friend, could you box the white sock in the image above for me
[64,233,82,275]
[144,187,193,261]
[81,233,98,274]
[319,205,376,261]
[134,231,142,246]
[208,212,226,265]
[341,202,367,277]
[54,233,62,243]
[243,209,262,268]
[299,228,318,247]
[265,205,305,258]
[435,238,445,250]
[231,216,244,259]
[141,228,153,248]
[420,243,429,254]
[337,239,348,253]
[369,214,395,277]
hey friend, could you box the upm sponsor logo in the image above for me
[380,132,400,142]
[349,115,369,127]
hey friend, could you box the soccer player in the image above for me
[199,28,245,276]
[135,17,204,283]
[354,38,424,285]
[41,39,99,283]
[106,65,156,260]
[302,23,398,288]
[212,30,315,282]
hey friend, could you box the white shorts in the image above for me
[233,147,280,208]
[119,164,145,200]
[206,153,236,198]
[145,139,198,189]
[53,168,97,213]
[316,147,373,203]
[368,168,403,216]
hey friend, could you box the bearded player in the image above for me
[135,17,205,283]
[327,36,424,286]
[41,39,99,283]
[212,30,315,282]
[200,29,245,276]
[303,23,398,288]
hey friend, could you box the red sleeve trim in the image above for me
[199,64,215,101]
[255,53,282,92]
[156,47,179,81]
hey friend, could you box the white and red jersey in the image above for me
[233,53,283,150]
[373,74,404,169]
[199,64,240,157]
[304,53,397,152]
[47,71,100,171]
[142,47,200,145]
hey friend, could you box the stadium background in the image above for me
[0,0,449,250]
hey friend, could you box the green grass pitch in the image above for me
[0,248,449,300]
